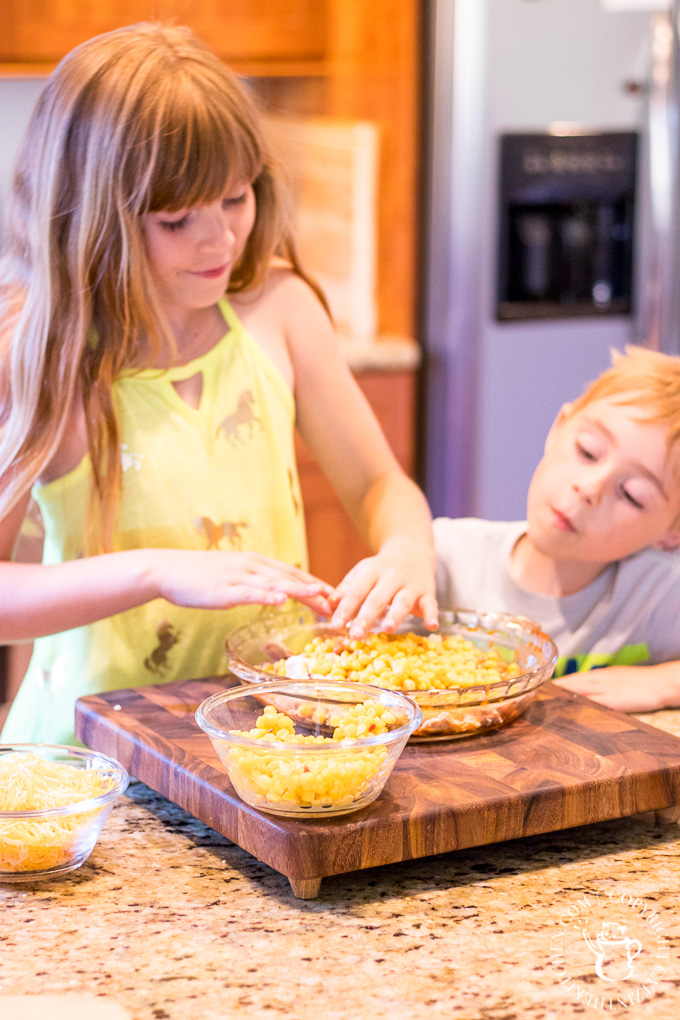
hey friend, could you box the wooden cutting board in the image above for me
[75,678,680,898]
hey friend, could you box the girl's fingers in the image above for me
[242,553,332,593]
[222,587,288,607]
[346,577,405,638]
[416,594,440,631]
[329,559,376,604]
[328,555,437,638]
[272,579,324,596]
[348,585,438,638]
[294,592,333,617]
[381,587,421,632]
[231,573,333,618]
[211,583,331,615]
[330,591,368,630]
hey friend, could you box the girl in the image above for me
[0,23,437,745]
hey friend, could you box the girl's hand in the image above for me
[554,663,680,714]
[328,540,439,639]
[149,549,333,617]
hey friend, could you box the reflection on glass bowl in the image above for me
[225,607,558,742]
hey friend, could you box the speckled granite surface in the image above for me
[2,713,680,1020]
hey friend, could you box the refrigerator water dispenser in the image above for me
[497,132,638,320]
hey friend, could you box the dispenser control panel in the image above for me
[496,131,638,321]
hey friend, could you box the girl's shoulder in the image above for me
[230,261,329,333]
[234,259,322,304]
[228,262,334,392]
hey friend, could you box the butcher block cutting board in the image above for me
[75,678,680,898]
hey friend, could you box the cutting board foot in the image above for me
[654,805,680,824]
[289,877,322,899]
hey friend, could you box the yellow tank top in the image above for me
[1,298,307,745]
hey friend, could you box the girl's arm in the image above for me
[280,274,438,638]
[0,495,331,643]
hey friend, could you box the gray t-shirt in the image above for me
[434,517,680,675]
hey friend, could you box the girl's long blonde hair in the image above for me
[0,22,321,550]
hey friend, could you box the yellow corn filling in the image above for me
[226,702,394,809]
[269,631,520,692]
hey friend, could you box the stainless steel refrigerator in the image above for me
[422,0,680,522]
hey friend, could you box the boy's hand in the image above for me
[328,539,439,639]
[554,663,680,714]
[149,549,333,617]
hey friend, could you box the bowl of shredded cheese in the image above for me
[196,680,421,817]
[0,744,129,881]
[225,607,558,741]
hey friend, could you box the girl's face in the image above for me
[142,181,256,316]
[526,398,680,569]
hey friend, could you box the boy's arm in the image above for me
[554,663,680,713]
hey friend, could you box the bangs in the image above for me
[142,86,264,212]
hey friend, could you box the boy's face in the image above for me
[526,398,680,567]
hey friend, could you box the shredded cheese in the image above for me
[0,753,117,873]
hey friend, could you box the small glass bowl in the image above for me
[196,680,422,818]
[0,744,129,882]
[225,607,558,741]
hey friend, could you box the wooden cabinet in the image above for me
[297,367,416,586]
[179,1,328,69]
[0,1,328,71]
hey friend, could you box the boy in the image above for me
[434,346,680,714]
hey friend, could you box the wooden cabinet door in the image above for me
[170,0,327,65]
[0,1,168,63]
[0,0,327,67]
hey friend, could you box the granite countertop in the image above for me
[2,711,680,1020]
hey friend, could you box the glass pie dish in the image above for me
[225,607,558,741]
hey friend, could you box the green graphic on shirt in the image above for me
[553,643,649,677]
